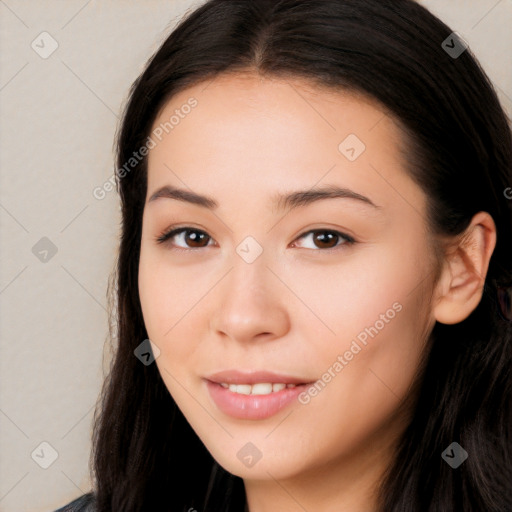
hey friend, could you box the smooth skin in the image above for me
[138,72,496,512]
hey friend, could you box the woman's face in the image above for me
[138,73,438,484]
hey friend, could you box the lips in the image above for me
[204,370,316,420]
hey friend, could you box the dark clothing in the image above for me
[52,491,250,511]
[54,492,95,512]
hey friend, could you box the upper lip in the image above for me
[205,370,315,385]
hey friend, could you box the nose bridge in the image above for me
[225,243,273,312]
[232,245,269,298]
[210,243,290,341]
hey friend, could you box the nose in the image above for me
[209,255,290,344]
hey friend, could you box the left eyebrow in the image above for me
[271,185,381,213]
[147,184,381,211]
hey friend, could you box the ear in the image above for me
[433,211,497,325]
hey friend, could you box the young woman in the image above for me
[55,0,512,510]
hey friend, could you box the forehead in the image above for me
[146,72,425,219]
[152,72,389,135]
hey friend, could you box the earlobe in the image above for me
[433,212,497,325]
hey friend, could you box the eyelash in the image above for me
[155,226,356,252]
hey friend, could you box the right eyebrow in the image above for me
[147,185,218,209]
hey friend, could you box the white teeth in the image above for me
[228,384,252,395]
[251,383,273,395]
[221,382,298,395]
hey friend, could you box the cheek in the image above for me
[292,290,430,466]
[291,237,430,346]
[138,250,211,374]
[138,255,167,339]
[293,239,432,422]
[138,256,198,408]
[139,249,191,338]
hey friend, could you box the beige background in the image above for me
[0,1,511,510]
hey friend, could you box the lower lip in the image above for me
[205,380,309,420]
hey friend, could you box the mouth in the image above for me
[206,369,314,385]
[204,370,316,420]
[217,382,300,395]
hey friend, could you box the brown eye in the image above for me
[183,230,210,247]
[156,227,355,252]
[313,231,339,249]
[156,228,212,250]
[292,229,354,250]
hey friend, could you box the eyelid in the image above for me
[155,225,356,252]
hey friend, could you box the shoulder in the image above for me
[53,492,95,512]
